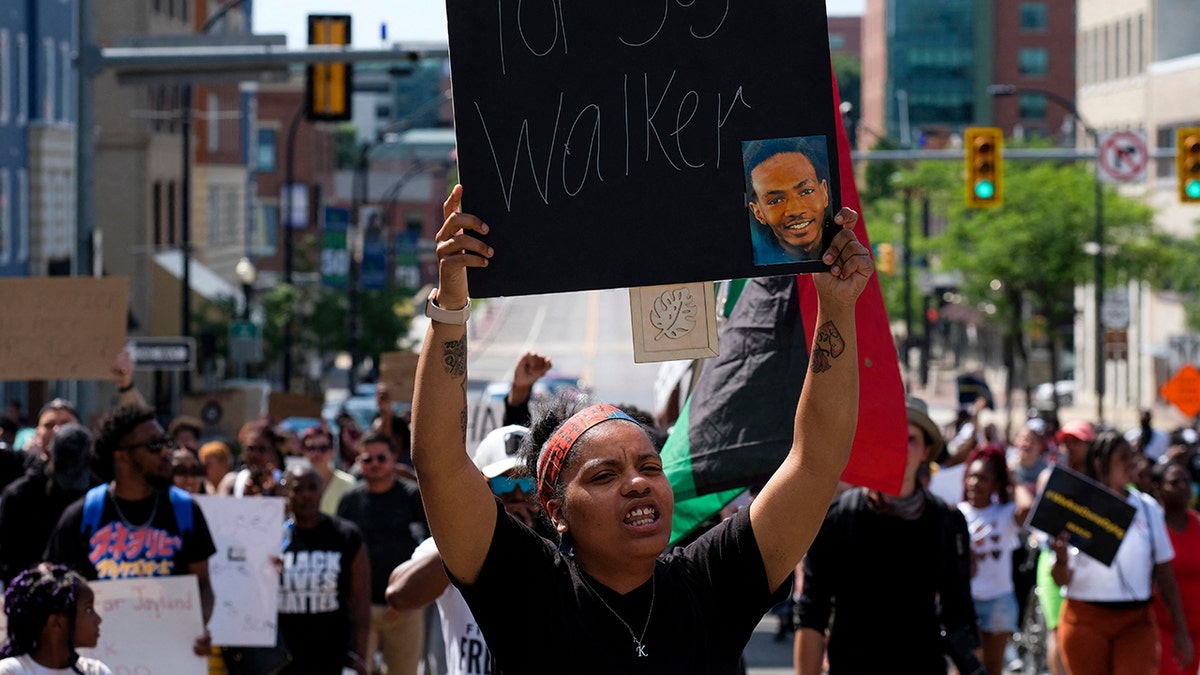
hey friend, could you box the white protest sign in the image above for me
[79,575,207,675]
[195,495,285,647]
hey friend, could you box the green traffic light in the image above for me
[974,180,995,200]
[1188,179,1200,200]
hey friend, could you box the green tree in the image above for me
[935,160,1155,414]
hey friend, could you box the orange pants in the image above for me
[1059,598,1159,675]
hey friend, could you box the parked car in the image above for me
[1034,380,1076,407]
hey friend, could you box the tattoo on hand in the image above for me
[811,321,845,374]
[442,337,467,378]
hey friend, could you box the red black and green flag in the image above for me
[664,73,909,545]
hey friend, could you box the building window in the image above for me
[223,186,241,245]
[17,33,28,125]
[250,203,279,256]
[1019,93,1047,120]
[207,188,220,247]
[206,92,219,152]
[1135,14,1143,75]
[1019,48,1048,77]
[43,37,55,120]
[1,30,9,124]
[829,34,846,50]
[256,128,277,172]
[167,181,177,246]
[153,181,163,246]
[60,42,71,122]
[0,170,9,264]
[17,169,27,261]
[1019,3,1048,31]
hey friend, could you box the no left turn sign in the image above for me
[1099,131,1148,183]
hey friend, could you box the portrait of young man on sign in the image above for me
[743,135,837,268]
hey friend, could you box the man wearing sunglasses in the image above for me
[44,403,217,656]
[301,427,356,516]
[386,425,545,675]
[336,429,428,675]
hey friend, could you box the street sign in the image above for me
[322,206,350,289]
[280,183,308,228]
[1098,131,1149,183]
[1104,328,1128,361]
[129,337,196,371]
[1101,288,1130,328]
[1161,364,1200,418]
[230,321,263,365]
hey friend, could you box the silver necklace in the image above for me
[580,571,655,658]
[109,487,159,529]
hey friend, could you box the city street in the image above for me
[466,289,668,414]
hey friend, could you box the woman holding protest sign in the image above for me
[410,185,872,673]
[1050,432,1193,675]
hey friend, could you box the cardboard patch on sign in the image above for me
[629,282,718,363]
[267,392,323,421]
[380,351,420,403]
[447,0,841,297]
[1027,466,1136,566]
[0,277,129,381]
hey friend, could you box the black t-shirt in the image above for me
[278,514,363,675]
[0,473,90,584]
[797,488,974,674]
[336,479,426,604]
[44,486,217,580]
[0,445,28,494]
[453,499,786,674]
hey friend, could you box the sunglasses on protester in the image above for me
[304,443,334,453]
[118,437,177,453]
[489,475,535,496]
[359,453,391,465]
[172,465,206,478]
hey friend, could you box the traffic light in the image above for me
[306,15,352,122]
[964,127,1004,208]
[876,243,896,275]
[1177,127,1200,203]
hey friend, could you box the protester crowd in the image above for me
[1,187,1198,675]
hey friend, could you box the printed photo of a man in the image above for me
[743,135,834,266]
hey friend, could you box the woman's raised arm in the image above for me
[411,185,498,584]
[750,210,873,590]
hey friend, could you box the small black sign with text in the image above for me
[1028,466,1137,566]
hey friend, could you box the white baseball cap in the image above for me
[472,425,529,478]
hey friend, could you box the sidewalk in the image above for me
[904,357,1186,434]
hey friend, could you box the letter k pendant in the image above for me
[636,643,648,658]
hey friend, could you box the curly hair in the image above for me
[94,403,157,479]
[962,443,1012,504]
[0,564,89,673]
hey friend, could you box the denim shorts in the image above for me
[973,592,1019,633]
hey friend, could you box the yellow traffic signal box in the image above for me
[965,127,1004,208]
[1178,128,1200,203]
[307,15,352,122]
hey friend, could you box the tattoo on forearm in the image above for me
[459,407,468,440]
[442,337,467,378]
[811,321,846,374]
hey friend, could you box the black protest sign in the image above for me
[1028,466,1137,566]
[446,0,841,297]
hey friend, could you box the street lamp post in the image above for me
[235,256,256,379]
[236,256,256,321]
[988,84,1105,423]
